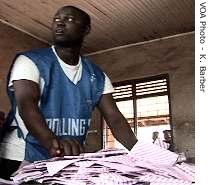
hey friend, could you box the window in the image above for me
[103,74,171,149]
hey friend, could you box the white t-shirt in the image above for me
[0,46,114,161]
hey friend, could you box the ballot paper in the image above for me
[12,140,195,185]
[0,178,14,185]
[129,141,179,166]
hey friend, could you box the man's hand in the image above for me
[49,138,84,157]
[48,137,63,157]
[60,138,84,156]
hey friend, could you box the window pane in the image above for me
[103,75,171,150]
[137,95,169,117]
[116,101,134,119]
[136,95,170,142]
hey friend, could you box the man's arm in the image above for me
[13,80,83,157]
[98,94,137,150]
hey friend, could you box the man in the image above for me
[0,6,137,179]
[152,131,159,144]
[163,130,174,151]
[152,130,171,150]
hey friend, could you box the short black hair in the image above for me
[163,130,171,133]
[58,6,91,26]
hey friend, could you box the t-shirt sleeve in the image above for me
[103,72,114,94]
[8,55,40,90]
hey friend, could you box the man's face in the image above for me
[164,131,171,142]
[52,7,89,47]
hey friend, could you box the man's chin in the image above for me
[54,40,82,48]
[55,41,71,47]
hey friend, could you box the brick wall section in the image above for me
[0,22,48,112]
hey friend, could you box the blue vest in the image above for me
[7,47,105,162]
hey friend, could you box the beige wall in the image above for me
[90,33,195,158]
[0,22,48,112]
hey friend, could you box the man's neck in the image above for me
[54,45,81,66]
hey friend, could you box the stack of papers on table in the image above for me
[12,141,195,185]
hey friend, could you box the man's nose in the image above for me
[56,20,65,27]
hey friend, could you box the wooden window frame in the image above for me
[102,73,173,147]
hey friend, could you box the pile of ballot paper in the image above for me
[12,141,195,185]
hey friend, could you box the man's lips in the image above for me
[55,28,65,34]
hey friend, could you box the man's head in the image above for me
[163,130,172,142]
[52,6,91,47]
[152,131,159,141]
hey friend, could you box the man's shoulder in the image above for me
[19,47,55,65]
[81,56,103,72]
[22,47,52,56]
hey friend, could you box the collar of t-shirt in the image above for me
[52,46,82,85]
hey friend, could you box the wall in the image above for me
[90,33,195,158]
[0,22,48,112]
